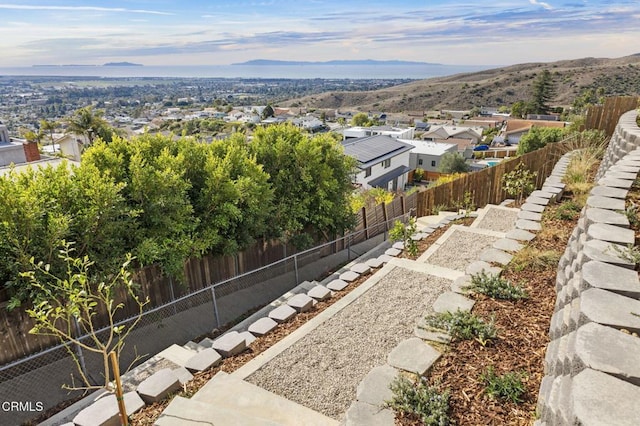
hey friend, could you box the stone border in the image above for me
[536,110,640,426]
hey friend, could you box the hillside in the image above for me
[282,55,640,112]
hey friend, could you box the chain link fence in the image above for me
[0,211,413,425]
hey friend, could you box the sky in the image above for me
[1,0,639,67]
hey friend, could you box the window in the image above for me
[383,159,391,168]
[418,159,423,166]
[365,167,372,177]
[431,160,436,167]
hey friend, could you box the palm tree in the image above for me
[65,107,112,145]
[40,119,58,152]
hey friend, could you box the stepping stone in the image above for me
[392,241,404,250]
[588,186,628,199]
[521,203,545,213]
[518,210,543,221]
[198,337,215,348]
[610,165,640,173]
[239,331,257,346]
[580,288,640,332]
[414,326,452,344]
[158,344,197,367]
[421,226,437,234]
[585,208,629,227]
[530,190,555,199]
[411,232,427,241]
[582,260,640,298]
[433,291,475,313]
[340,270,360,282]
[587,195,627,211]
[451,275,471,294]
[184,341,207,352]
[287,293,314,312]
[377,254,393,263]
[212,331,247,357]
[516,219,542,231]
[587,223,635,245]
[137,368,181,404]
[268,304,297,323]
[350,263,371,275]
[466,261,502,277]
[597,177,634,189]
[480,248,513,266]
[248,317,278,336]
[583,240,635,268]
[506,229,536,241]
[544,181,566,190]
[365,257,385,269]
[172,367,193,385]
[327,279,349,291]
[388,338,441,375]
[356,365,398,406]
[184,348,222,372]
[605,171,637,180]
[526,196,550,206]
[384,247,401,257]
[298,280,318,291]
[493,238,524,252]
[344,401,395,426]
[307,285,331,301]
[73,392,145,426]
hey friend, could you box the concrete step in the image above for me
[157,396,281,426]
[191,371,339,426]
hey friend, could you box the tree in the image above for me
[438,152,470,174]
[40,119,58,152]
[250,124,357,247]
[530,70,556,115]
[65,106,114,144]
[351,112,372,127]
[24,244,147,422]
[262,104,274,120]
[516,127,565,155]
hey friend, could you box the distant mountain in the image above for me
[103,62,143,67]
[281,54,640,112]
[233,59,441,66]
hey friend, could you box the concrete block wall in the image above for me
[537,110,640,425]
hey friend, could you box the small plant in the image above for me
[608,243,640,265]
[481,367,527,403]
[623,202,640,228]
[502,162,537,204]
[431,203,449,215]
[455,190,476,217]
[469,272,528,300]
[553,200,582,220]
[414,167,425,182]
[386,376,452,426]
[389,218,419,257]
[423,309,497,346]
[508,247,561,272]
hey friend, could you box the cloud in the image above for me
[0,3,172,15]
[529,0,553,10]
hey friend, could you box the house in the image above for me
[41,133,85,161]
[342,135,413,191]
[502,119,566,144]
[0,124,40,167]
[399,139,457,171]
[422,125,483,145]
[342,125,414,140]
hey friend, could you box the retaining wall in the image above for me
[537,110,640,425]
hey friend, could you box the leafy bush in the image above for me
[553,200,582,221]
[414,168,425,182]
[502,162,537,203]
[516,127,565,155]
[386,376,452,425]
[423,310,497,346]
[389,218,418,257]
[481,367,526,403]
[469,272,528,300]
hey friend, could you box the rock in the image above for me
[137,368,181,404]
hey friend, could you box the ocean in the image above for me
[0,64,492,80]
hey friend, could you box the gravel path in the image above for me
[424,228,500,271]
[473,207,519,233]
[246,267,450,419]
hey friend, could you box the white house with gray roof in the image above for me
[342,135,413,191]
[399,139,458,172]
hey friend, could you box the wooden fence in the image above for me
[0,193,415,365]
[584,96,639,137]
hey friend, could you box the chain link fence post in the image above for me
[294,253,299,285]
[72,317,88,381]
[211,287,221,328]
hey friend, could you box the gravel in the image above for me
[246,267,450,420]
[473,207,520,233]
[423,228,500,272]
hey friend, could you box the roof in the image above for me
[342,135,413,167]
[423,125,482,140]
[0,157,81,177]
[398,139,457,156]
[505,119,566,135]
[368,165,411,188]
[433,138,474,151]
